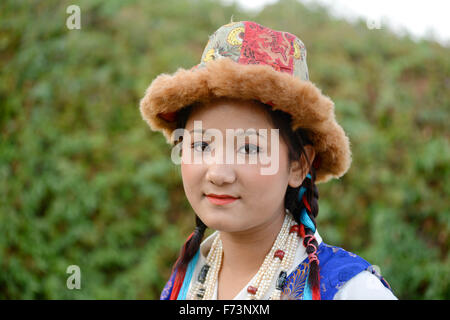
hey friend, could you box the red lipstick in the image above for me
[205,194,239,205]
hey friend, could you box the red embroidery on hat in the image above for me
[239,21,295,75]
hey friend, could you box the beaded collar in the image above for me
[185,211,323,300]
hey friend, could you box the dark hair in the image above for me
[170,99,320,299]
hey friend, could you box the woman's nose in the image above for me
[205,164,236,186]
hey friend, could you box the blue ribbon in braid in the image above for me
[298,173,315,232]
[298,172,319,299]
[297,173,311,200]
[300,208,316,232]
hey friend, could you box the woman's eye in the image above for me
[191,141,211,152]
[191,142,260,154]
[238,144,260,155]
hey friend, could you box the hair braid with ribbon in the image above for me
[169,215,207,299]
[290,169,321,299]
[274,105,321,299]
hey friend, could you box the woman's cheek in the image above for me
[181,163,201,202]
[245,163,287,202]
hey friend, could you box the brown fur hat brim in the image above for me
[140,57,351,184]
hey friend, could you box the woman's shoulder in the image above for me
[316,242,372,279]
[317,242,396,299]
[283,242,396,300]
[333,269,398,300]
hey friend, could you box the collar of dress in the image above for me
[188,228,323,299]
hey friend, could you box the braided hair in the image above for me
[270,105,321,299]
[285,167,321,299]
[169,100,321,299]
[168,215,207,299]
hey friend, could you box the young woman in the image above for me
[140,21,397,300]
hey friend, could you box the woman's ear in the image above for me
[288,145,315,188]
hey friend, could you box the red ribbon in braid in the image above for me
[304,235,319,264]
[312,273,321,300]
[304,233,321,300]
[301,193,321,299]
[302,194,311,212]
[299,224,306,238]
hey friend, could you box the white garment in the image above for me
[187,230,398,300]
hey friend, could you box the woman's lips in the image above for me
[205,194,239,205]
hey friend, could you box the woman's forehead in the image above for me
[185,98,274,129]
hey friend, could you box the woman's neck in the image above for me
[218,208,286,280]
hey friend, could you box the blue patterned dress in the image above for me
[280,242,392,300]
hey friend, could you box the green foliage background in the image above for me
[0,0,448,299]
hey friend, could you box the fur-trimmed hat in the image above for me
[139,21,352,184]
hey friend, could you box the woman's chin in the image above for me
[200,214,246,233]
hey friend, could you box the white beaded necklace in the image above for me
[187,211,301,300]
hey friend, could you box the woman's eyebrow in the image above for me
[189,128,266,138]
[236,129,266,138]
[189,129,204,134]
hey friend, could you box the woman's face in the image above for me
[180,97,304,233]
